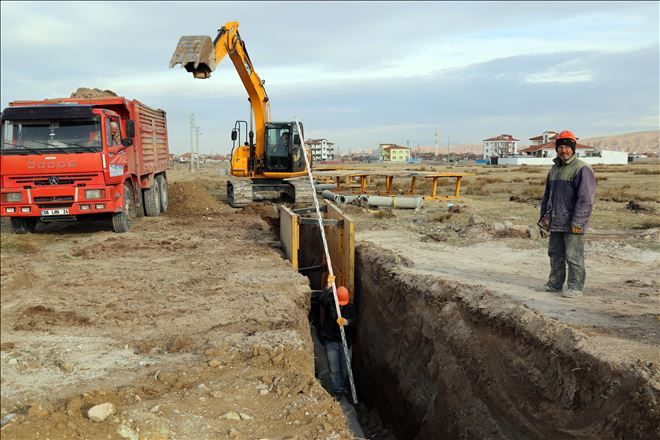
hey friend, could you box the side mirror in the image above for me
[293,134,301,145]
[121,138,133,147]
[126,120,135,138]
[231,129,237,141]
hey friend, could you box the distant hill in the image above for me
[581,130,659,154]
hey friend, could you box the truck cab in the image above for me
[1,97,169,233]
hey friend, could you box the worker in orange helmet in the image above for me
[538,130,596,298]
[317,284,355,400]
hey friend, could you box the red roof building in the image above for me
[520,141,595,158]
[482,134,520,159]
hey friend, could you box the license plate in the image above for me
[41,208,70,216]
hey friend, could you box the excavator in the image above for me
[169,21,314,207]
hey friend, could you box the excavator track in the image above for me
[286,177,315,207]
[227,179,253,208]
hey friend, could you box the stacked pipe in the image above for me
[322,190,423,209]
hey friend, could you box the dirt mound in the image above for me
[167,181,223,216]
[70,87,118,99]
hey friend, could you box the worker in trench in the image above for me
[314,285,356,400]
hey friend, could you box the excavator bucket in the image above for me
[169,36,216,79]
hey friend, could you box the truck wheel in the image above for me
[111,183,134,233]
[10,217,37,234]
[133,180,144,218]
[156,174,168,213]
[143,180,161,217]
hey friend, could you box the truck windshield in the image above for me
[1,117,102,155]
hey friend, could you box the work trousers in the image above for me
[548,232,586,292]
[325,340,352,398]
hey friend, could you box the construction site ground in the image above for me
[1,161,659,439]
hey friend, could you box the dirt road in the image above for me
[0,178,351,439]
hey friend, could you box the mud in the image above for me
[353,242,660,439]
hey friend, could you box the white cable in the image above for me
[295,118,358,405]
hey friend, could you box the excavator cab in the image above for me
[264,122,305,173]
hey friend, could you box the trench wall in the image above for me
[353,242,659,439]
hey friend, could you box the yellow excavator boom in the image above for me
[169,21,271,173]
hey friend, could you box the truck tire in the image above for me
[133,180,144,218]
[156,174,168,213]
[143,180,161,217]
[10,217,37,234]
[111,183,134,233]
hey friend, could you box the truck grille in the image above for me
[34,196,74,203]
[10,174,97,186]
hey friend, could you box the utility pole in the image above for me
[194,126,202,170]
[189,114,195,172]
[434,126,439,159]
[447,134,451,163]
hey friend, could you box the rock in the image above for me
[116,424,139,440]
[503,221,513,229]
[259,389,269,396]
[222,411,242,421]
[208,359,221,368]
[491,222,506,232]
[57,360,75,373]
[210,391,222,399]
[528,225,541,240]
[87,402,115,422]
[240,412,254,420]
[27,404,49,417]
[468,214,485,226]
[7,358,18,366]
[511,225,529,236]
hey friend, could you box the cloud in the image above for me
[1,1,657,153]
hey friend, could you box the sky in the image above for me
[1,1,658,154]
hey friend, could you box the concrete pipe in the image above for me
[337,194,360,205]
[322,190,341,202]
[315,183,337,193]
[366,195,424,209]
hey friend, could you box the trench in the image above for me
[295,219,658,439]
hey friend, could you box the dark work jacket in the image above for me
[540,155,596,233]
[318,289,355,347]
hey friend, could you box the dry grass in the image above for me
[373,209,396,219]
[432,213,453,223]
[0,232,42,254]
[633,168,660,175]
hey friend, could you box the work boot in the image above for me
[562,288,583,298]
[537,282,562,293]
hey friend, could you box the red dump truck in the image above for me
[0,96,169,233]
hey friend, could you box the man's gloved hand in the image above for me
[571,225,583,234]
[336,317,348,326]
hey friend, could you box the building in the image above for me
[379,144,411,162]
[482,134,520,159]
[529,131,557,146]
[519,141,595,158]
[306,138,335,162]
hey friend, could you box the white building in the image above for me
[306,138,335,162]
[482,134,520,159]
[528,131,558,146]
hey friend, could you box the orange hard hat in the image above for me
[555,130,577,150]
[336,286,349,306]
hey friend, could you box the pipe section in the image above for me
[366,195,423,209]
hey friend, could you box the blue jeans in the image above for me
[548,232,586,291]
[325,340,352,397]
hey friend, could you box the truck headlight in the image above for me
[4,192,22,202]
[85,189,105,199]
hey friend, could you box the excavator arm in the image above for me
[169,21,271,175]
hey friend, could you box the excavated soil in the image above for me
[0,179,351,439]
